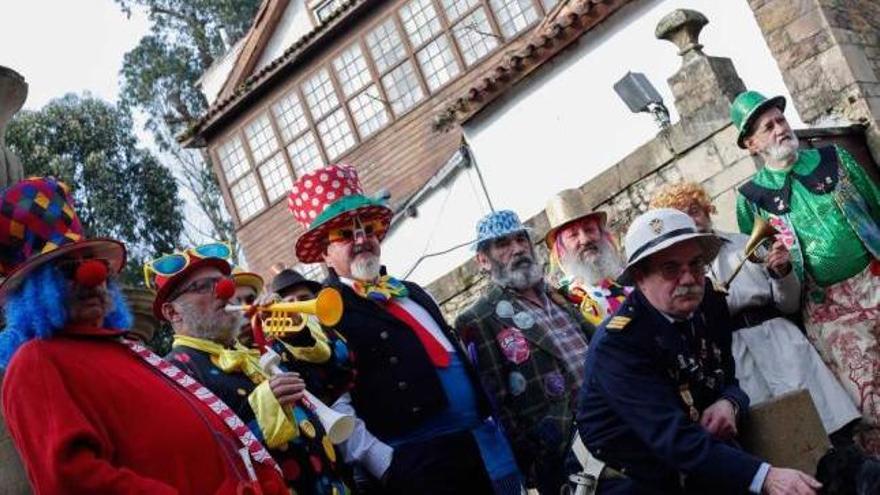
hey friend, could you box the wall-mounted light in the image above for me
[613,71,671,130]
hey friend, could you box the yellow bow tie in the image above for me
[173,335,266,383]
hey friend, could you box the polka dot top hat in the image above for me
[288,164,392,263]
[0,177,125,302]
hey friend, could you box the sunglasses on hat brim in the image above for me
[143,242,232,290]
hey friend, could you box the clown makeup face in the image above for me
[633,239,706,319]
[477,231,544,291]
[744,107,800,168]
[556,218,624,284]
[162,266,242,346]
[61,258,113,327]
[323,216,383,281]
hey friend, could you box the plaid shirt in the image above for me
[513,288,589,390]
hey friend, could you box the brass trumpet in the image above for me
[226,287,344,337]
[722,216,779,290]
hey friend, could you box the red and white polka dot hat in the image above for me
[288,164,392,263]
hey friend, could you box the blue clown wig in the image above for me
[0,264,133,369]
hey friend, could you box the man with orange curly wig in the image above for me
[650,182,860,445]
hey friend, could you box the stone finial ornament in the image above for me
[0,66,27,188]
[655,9,709,64]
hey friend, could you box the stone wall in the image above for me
[749,0,880,160]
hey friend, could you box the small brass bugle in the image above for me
[722,216,779,290]
[226,287,344,336]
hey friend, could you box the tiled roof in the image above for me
[180,0,372,146]
[433,0,633,131]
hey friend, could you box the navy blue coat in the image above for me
[576,280,763,494]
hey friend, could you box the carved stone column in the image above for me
[0,66,27,188]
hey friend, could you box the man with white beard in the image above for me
[544,189,630,327]
[650,181,860,446]
[731,90,880,453]
[455,210,594,495]
[288,165,522,495]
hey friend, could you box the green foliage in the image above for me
[6,94,184,285]
[116,0,261,256]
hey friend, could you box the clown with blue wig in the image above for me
[0,177,287,494]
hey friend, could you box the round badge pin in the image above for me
[495,300,515,319]
[513,311,535,329]
[509,371,527,396]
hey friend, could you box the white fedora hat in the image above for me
[618,208,722,285]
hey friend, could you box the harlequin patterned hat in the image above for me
[0,177,126,302]
[473,210,532,251]
[288,164,392,263]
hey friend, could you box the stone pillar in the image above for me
[123,286,160,344]
[0,66,27,188]
[748,0,880,161]
[656,9,746,129]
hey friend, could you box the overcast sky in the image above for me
[1,1,150,110]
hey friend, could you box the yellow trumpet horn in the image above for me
[722,216,779,290]
[228,287,344,336]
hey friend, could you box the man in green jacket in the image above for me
[731,90,880,454]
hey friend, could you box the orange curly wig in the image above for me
[649,182,716,214]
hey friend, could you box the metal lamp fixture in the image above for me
[613,71,671,129]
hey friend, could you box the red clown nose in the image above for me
[75,260,109,288]
[214,278,236,300]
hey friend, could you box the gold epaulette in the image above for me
[606,316,631,331]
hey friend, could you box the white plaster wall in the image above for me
[199,38,245,105]
[255,0,315,71]
[381,165,494,286]
[383,0,800,286]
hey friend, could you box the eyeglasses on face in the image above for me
[327,218,386,244]
[652,257,707,281]
[170,276,228,301]
[143,242,232,290]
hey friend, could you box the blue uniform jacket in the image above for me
[576,280,763,494]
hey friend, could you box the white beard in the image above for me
[762,133,800,166]
[351,253,381,281]
[489,253,544,291]
[559,239,624,285]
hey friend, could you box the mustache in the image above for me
[74,286,109,301]
[352,244,376,256]
[672,285,703,297]
[510,254,534,269]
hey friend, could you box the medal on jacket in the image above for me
[679,384,700,422]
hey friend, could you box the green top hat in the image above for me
[730,91,786,148]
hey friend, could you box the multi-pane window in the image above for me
[258,153,293,202]
[315,0,346,23]
[287,131,324,177]
[489,0,540,38]
[441,0,481,22]
[296,262,325,282]
[216,0,553,224]
[366,18,408,73]
[382,61,425,115]
[453,7,499,66]
[244,114,279,163]
[333,43,372,98]
[272,91,310,142]
[230,174,265,221]
[399,0,443,47]
[417,36,460,91]
[217,136,250,182]
[302,69,340,120]
[317,109,356,160]
[349,85,390,138]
